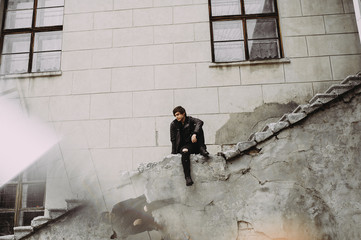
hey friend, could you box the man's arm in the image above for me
[170,122,177,154]
[191,117,203,135]
[190,117,204,143]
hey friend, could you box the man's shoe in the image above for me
[185,177,193,186]
[199,147,209,157]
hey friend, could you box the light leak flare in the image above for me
[0,97,59,186]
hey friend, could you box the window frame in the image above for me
[208,0,284,63]
[0,0,63,75]
[0,166,46,235]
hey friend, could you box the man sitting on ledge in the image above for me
[170,106,209,186]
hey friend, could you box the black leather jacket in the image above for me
[170,116,205,154]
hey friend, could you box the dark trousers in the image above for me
[178,128,207,179]
[180,143,198,179]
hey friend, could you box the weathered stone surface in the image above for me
[309,93,338,104]
[253,129,274,143]
[215,102,298,144]
[24,205,112,240]
[294,103,321,114]
[218,149,241,160]
[325,84,353,95]
[236,140,257,152]
[31,216,51,228]
[0,235,14,240]
[309,101,324,110]
[341,75,361,85]
[20,87,361,240]
[48,209,67,219]
[14,226,33,239]
[66,199,84,210]
[267,121,290,133]
[286,112,307,124]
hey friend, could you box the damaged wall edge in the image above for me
[219,73,361,161]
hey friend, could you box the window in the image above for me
[209,0,283,62]
[0,0,64,75]
[0,161,46,236]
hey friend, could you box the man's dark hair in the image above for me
[173,106,186,116]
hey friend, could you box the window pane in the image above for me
[248,39,280,60]
[247,19,278,39]
[0,212,15,236]
[7,0,34,10]
[0,54,29,75]
[2,34,31,54]
[22,183,45,208]
[21,211,44,226]
[37,0,64,8]
[213,20,243,41]
[211,0,241,16]
[4,9,33,29]
[32,52,61,72]
[0,185,17,209]
[36,7,63,27]
[214,41,245,62]
[244,0,275,14]
[34,31,62,51]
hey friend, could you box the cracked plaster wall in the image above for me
[25,89,361,240]
[215,102,298,145]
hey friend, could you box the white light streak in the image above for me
[0,98,59,186]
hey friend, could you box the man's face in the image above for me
[174,112,185,122]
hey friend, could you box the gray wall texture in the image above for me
[22,85,361,240]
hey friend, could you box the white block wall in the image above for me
[13,0,361,208]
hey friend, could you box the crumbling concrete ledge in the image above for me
[219,74,361,161]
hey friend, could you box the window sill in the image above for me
[209,58,291,68]
[0,71,62,79]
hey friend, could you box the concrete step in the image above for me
[292,104,321,114]
[48,209,67,219]
[31,216,51,228]
[341,75,361,85]
[309,93,338,105]
[262,121,290,134]
[248,128,273,143]
[13,226,33,240]
[325,84,353,95]
[287,112,307,124]
[236,140,256,152]
[0,235,15,240]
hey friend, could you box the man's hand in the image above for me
[191,134,197,143]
